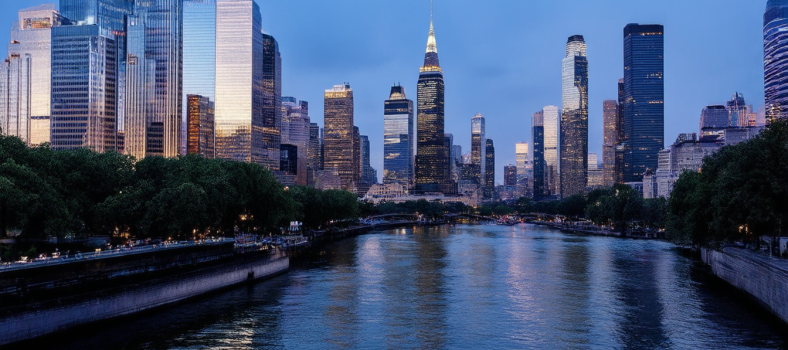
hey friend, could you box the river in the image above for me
[26,224,788,349]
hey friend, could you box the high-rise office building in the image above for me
[214,0,263,163]
[308,122,321,171]
[504,164,517,187]
[727,92,750,127]
[560,35,589,198]
[186,94,215,158]
[182,0,216,157]
[282,97,309,185]
[51,25,118,152]
[280,144,298,175]
[542,106,559,197]
[323,84,355,190]
[765,0,788,120]
[532,112,546,199]
[0,5,59,146]
[484,138,495,199]
[615,78,626,184]
[588,153,603,188]
[602,100,618,187]
[470,113,486,185]
[415,15,451,194]
[353,126,361,188]
[383,85,414,187]
[360,134,376,194]
[515,142,530,198]
[700,105,730,131]
[623,23,664,182]
[261,33,282,170]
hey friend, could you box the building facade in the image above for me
[281,97,309,185]
[182,0,217,159]
[383,85,414,187]
[504,164,517,187]
[765,0,788,120]
[261,33,282,170]
[623,23,664,182]
[470,113,486,185]
[515,142,531,198]
[560,35,589,198]
[186,94,215,158]
[214,0,264,163]
[542,105,559,197]
[484,138,495,200]
[532,112,546,200]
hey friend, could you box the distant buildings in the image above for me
[765,0,788,120]
[560,35,589,198]
[186,95,215,159]
[504,164,517,187]
[515,142,531,198]
[543,106,560,196]
[470,113,486,186]
[359,134,377,195]
[281,97,309,185]
[587,153,603,188]
[622,23,664,182]
[415,17,451,194]
[383,85,414,188]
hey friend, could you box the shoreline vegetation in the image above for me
[2,120,788,262]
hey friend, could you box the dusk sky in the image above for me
[0,0,766,183]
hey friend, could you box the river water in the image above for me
[32,224,788,349]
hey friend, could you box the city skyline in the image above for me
[0,0,767,184]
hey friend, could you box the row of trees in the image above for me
[667,119,788,248]
[0,136,360,240]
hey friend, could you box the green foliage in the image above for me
[0,136,362,240]
[667,119,788,248]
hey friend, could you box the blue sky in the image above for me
[0,0,766,183]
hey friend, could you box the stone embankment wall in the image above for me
[702,248,788,324]
[0,255,289,346]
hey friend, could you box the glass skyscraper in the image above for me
[560,35,589,198]
[515,142,530,198]
[415,17,451,194]
[182,0,216,156]
[484,138,495,199]
[383,85,414,187]
[765,0,788,120]
[532,113,546,200]
[282,97,310,186]
[323,84,355,190]
[214,0,263,163]
[261,33,282,170]
[623,23,664,182]
[186,94,215,158]
[470,113,486,185]
[542,105,559,197]
[0,5,59,146]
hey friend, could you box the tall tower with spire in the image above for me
[415,5,453,194]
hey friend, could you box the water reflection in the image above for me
[25,224,788,350]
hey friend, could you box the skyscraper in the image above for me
[532,112,546,199]
[602,100,618,187]
[504,165,517,187]
[353,126,361,187]
[261,33,282,170]
[560,35,589,198]
[323,84,355,190]
[515,142,530,198]
[308,122,321,172]
[615,78,626,184]
[214,0,263,163]
[623,23,664,182]
[186,94,215,158]
[182,0,216,157]
[281,97,310,185]
[727,92,749,127]
[0,5,59,146]
[360,134,376,194]
[470,113,486,185]
[543,105,559,196]
[415,14,451,194]
[383,85,414,187]
[765,0,788,120]
[484,138,495,199]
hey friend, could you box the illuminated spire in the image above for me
[421,0,442,73]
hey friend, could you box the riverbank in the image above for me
[702,247,788,325]
[528,220,663,239]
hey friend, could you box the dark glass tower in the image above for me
[484,139,495,199]
[415,18,451,194]
[383,85,414,187]
[261,33,282,170]
[560,35,589,198]
[623,23,664,182]
[765,0,788,120]
[532,111,546,200]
